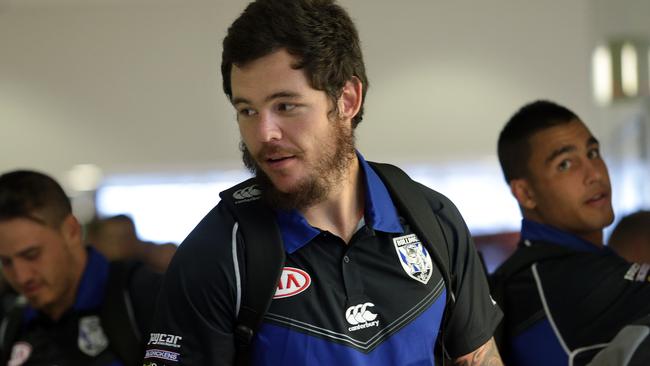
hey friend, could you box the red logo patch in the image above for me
[274,267,311,299]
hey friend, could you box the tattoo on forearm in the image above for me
[453,338,503,366]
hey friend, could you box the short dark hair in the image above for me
[497,100,579,182]
[221,0,368,128]
[0,170,72,228]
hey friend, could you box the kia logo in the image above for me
[274,267,311,299]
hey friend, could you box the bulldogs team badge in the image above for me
[393,234,433,284]
[78,316,109,356]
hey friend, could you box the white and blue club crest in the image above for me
[393,234,433,284]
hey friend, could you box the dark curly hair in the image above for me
[221,0,368,128]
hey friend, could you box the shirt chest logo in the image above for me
[274,267,311,299]
[78,316,109,356]
[393,234,433,284]
[345,302,380,332]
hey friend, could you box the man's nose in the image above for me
[257,110,282,142]
[12,260,35,287]
[584,158,605,184]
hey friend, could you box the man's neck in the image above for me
[301,157,364,243]
[579,231,604,247]
[522,218,605,248]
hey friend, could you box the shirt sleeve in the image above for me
[143,203,242,365]
[424,187,503,358]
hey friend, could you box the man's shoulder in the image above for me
[177,195,240,255]
[367,161,460,216]
[181,176,262,246]
[410,180,468,230]
[413,181,454,211]
[494,240,634,288]
[218,176,260,205]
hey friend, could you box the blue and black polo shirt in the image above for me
[2,248,122,366]
[0,247,160,366]
[495,219,650,366]
[145,154,502,365]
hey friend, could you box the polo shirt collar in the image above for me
[277,151,403,254]
[520,218,602,253]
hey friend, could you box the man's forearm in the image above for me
[452,337,503,366]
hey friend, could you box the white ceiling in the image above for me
[1,0,649,189]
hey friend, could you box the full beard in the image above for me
[241,121,356,211]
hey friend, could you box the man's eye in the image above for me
[558,160,572,172]
[278,103,297,112]
[588,149,600,159]
[238,108,256,117]
[24,249,40,261]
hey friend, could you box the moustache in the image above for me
[255,144,302,161]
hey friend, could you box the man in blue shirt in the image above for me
[0,170,160,365]
[144,0,503,365]
[492,100,650,365]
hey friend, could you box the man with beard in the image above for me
[491,100,650,366]
[144,1,503,365]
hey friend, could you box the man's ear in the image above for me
[338,76,363,120]
[510,178,537,210]
[60,214,82,247]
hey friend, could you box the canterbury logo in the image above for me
[233,185,261,201]
[345,303,377,325]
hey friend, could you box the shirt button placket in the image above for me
[342,252,364,299]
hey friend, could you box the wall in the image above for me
[0,0,596,188]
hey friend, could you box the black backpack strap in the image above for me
[0,303,25,364]
[489,242,575,351]
[368,162,454,302]
[368,162,457,360]
[100,260,143,366]
[219,179,286,366]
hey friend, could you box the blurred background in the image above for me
[1,0,649,271]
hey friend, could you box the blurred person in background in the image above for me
[86,214,176,273]
[608,210,650,264]
[0,170,161,366]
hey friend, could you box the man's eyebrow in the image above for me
[545,145,576,164]
[544,136,600,164]
[231,96,250,106]
[587,136,599,146]
[231,91,301,106]
[16,246,39,257]
[0,246,39,262]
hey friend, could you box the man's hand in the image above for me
[452,337,503,366]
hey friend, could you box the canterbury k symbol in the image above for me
[345,303,377,325]
[233,185,261,201]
